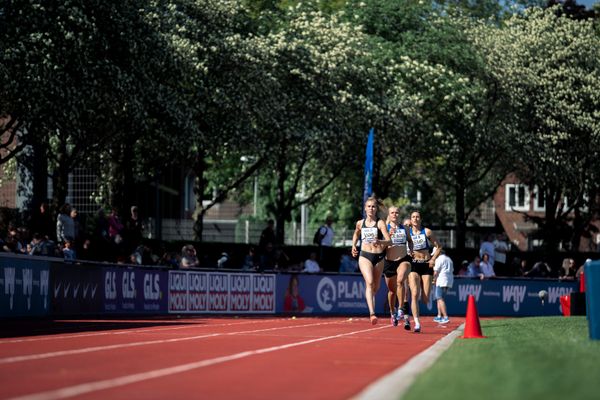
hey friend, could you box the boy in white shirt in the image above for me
[433,250,454,323]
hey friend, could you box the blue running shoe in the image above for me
[440,317,450,324]
[433,316,443,323]
[391,314,399,327]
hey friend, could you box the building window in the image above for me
[533,186,545,212]
[505,184,529,212]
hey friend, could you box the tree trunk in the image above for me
[30,140,49,211]
[192,152,206,242]
[274,143,288,246]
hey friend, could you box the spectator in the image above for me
[70,207,81,246]
[160,250,181,269]
[433,250,454,323]
[576,258,592,280]
[457,260,469,276]
[241,247,257,271]
[217,252,230,269]
[315,215,335,268]
[125,205,144,251]
[258,219,276,254]
[3,225,25,253]
[493,233,510,276]
[29,201,54,240]
[339,249,358,273]
[107,207,124,243]
[480,253,496,279]
[302,251,321,273]
[62,239,76,261]
[559,258,577,281]
[180,244,200,268]
[29,233,55,256]
[56,203,75,246]
[524,259,552,278]
[467,256,483,279]
[259,242,281,272]
[283,275,306,313]
[479,234,495,270]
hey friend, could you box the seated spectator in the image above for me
[217,252,230,269]
[62,240,76,261]
[160,251,181,268]
[467,256,484,279]
[524,259,552,278]
[339,250,358,273]
[480,253,496,279]
[559,258,577,280]
[180,244,200,268]
[457,260,469,276]
[242,247,257,271]
[302,251,321,273]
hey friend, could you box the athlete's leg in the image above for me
[408,271,421,330]
[359,256,377,323]
[396,261,410,316]
[421,274,433,305]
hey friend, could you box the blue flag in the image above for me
[363,128,374,212]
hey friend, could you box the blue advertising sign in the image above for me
[103,267,168,314]
[275,273,387,315]
[0,255,50,317]
[419,278,579,317]
[51,262,103,315]
[275,273,578,317]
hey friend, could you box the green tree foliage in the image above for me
[474,6,600,250]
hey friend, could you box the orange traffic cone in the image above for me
[462,294,486,339]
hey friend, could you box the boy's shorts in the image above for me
[434,286,449,301]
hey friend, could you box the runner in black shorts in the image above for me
[383,206,414,328]
[351,196,391,325]
[407,211,442,333]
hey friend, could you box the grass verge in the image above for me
[402,317,599,400]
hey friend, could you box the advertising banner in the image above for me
[51,262,103,315]
[168,271,275,314]
[103,267,168,313]
[0,255,50,317]
[275,273,388,315]
[275,273,578,317]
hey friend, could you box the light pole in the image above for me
[240,155,258,217]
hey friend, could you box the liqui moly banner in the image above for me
[0,255,50,317]
[168,271,275,314]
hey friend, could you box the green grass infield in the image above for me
[403,317,600,400]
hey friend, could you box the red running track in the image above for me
[0,316,463,400]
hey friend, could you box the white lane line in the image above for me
[350,323,465,400]
[0,318,287,344]
[0,320,346,364]
[8,325,387,400]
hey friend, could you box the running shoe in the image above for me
[397,308,405,320]
[403,315,411,331]
[391,313,399,327]
[414,323,421,333]
[433,316,443,323]
[440,317,450,324]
